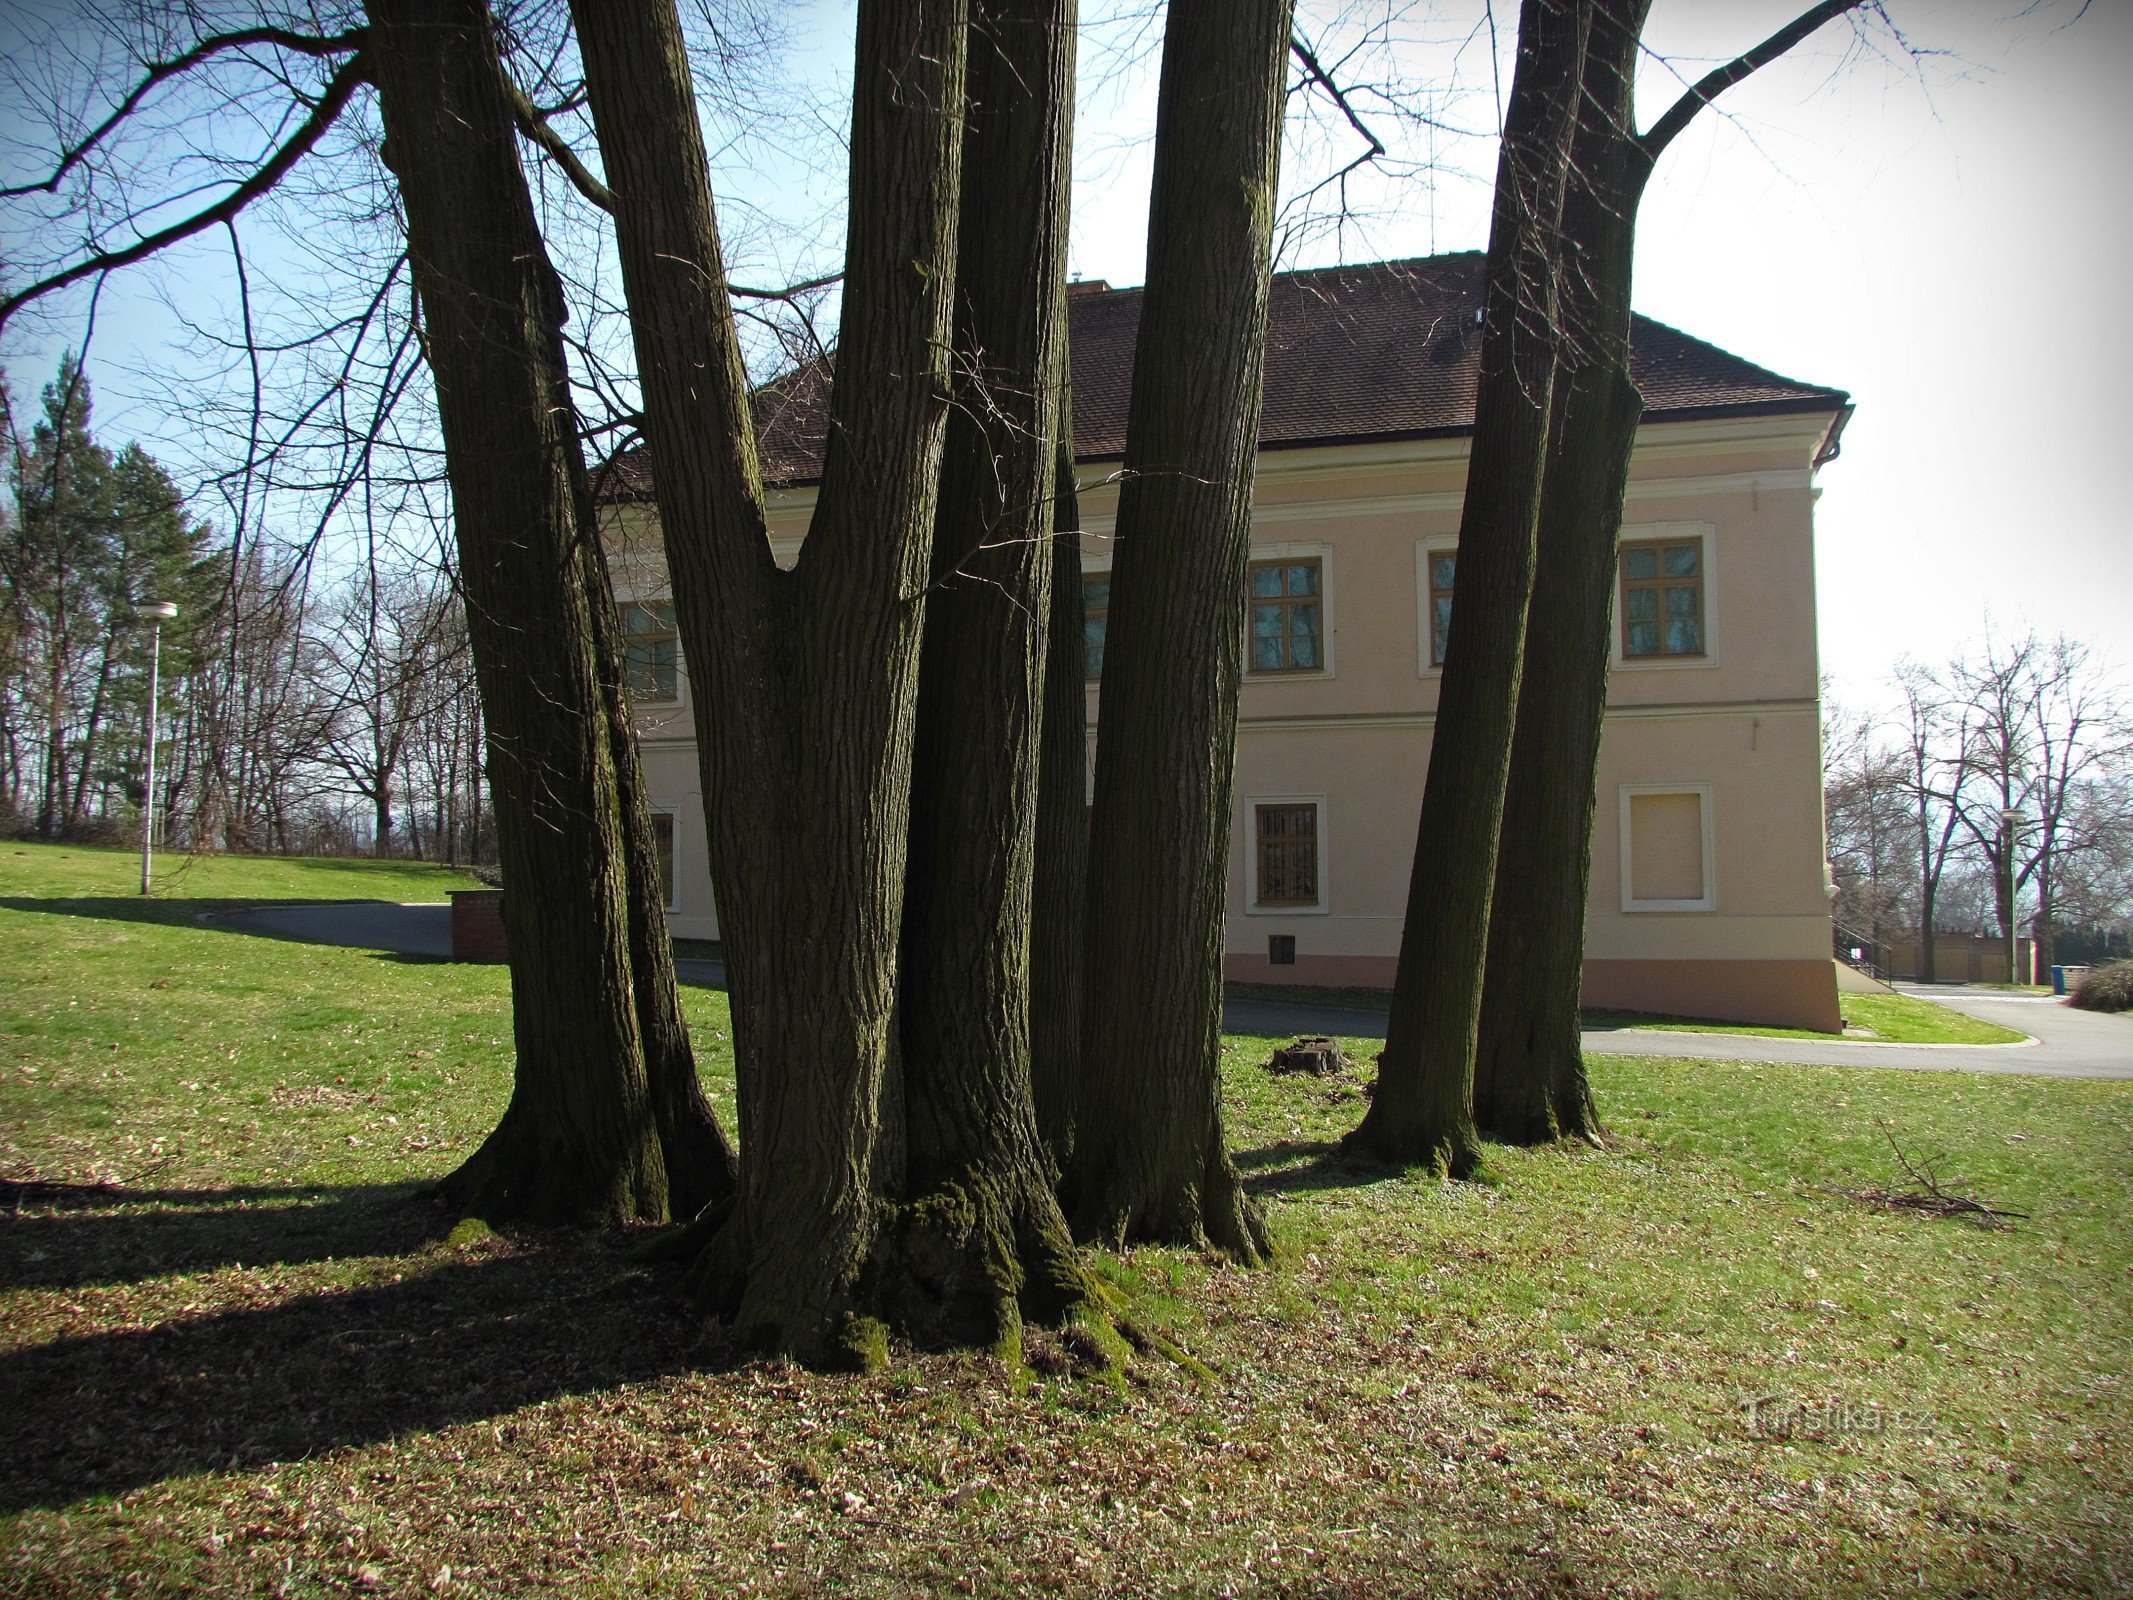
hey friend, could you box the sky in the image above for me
[3,0,2126,708]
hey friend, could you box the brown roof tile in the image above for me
[600,251,1846,497]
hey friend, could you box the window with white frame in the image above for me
[1619,785,1714,912]
[622,601,681,702]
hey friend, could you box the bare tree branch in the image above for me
[0,25,367,202]
[1639,0,1864,164]
[0,54,372,333]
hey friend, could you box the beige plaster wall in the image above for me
[601,409,1844,1027]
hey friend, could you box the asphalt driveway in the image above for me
[207,901,2132,1081]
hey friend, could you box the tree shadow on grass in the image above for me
[1234,1139,1402,1196]
[0,1218,712,1514]
[0,1180,443,1291]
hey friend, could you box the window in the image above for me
[1248,557,1323,673]
[1426,550,1456,667]
[622,601,680,701]
[1254,803,1319,906]
[649,811,678,910]
[1082,572,1109,680]
[1619,538,1704,658]
[1619,786,1713,912]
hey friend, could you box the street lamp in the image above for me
[1999,806,2024,987]
[135,600,179,896]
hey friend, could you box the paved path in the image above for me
[1229,984,2133,1080]
[209,902,2132,1081]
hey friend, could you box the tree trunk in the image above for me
[1347,0,1589,1177]
[889,0,1090,1353]
[574,0,966,1362]
[1473,0,1648,1145]
[367,0,731,1226]
[1066,0,1291,1260]
[1029,405,1087,1169]
[585,536,738,1222]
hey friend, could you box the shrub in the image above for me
[2071,959,2133,1013]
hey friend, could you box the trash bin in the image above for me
[2059,965,2089,998]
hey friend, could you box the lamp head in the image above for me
[136,600,179,622]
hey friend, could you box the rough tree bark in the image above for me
[573,0,966,1362]
[1346,0,1590,1177]
[887,0,1098,1354]
[1473,0,1863,1143]
[1029,403,1087,1169]
[367,0,733,1224]
[1473,0,1647,1145]
[1066,0,1292,1259]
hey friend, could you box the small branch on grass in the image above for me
[1821,1120,2028,1228]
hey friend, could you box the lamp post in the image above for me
[136,600,179,896]
[1998,806,2024,987]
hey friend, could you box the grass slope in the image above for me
[2,843,2128,1597]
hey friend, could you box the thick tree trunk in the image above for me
[1066,0,1291,1260]
[368,0,732,1226]
[1346,0,1589,1177]
[1029,408,1087,1169]
[574,0,966,1362]
[888,0,1092,1353]
[585,538,738,1221]
[1473,0,1648,1145]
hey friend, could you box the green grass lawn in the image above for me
[3,842,2129,1597]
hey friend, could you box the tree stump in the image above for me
[1262,1036,1350,1077]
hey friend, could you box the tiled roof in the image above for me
[599,251,1846,497]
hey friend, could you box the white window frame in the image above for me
[620,597,685,707]
[1243,793,1330,915]
[1414,538,1459,678]
[1244,539,1336,680]
[1618,783,1716,913]
[1611,522,1718,672]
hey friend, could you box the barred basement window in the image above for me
[1255,803,1319,906]
[622,601,680,700]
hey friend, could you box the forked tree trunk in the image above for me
[1066,0,1292,1260]
[368,0,732,1225]
[574,0,966,1362]
[1029,410,1087,1169]
[1473,0,1648,1145]
[1474,0,1861,1138]
[888,0,1094,1353]
[1345,0,1588,1177]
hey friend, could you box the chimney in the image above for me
[1065,278,1112,298]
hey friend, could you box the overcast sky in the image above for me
[4,0,2125,709]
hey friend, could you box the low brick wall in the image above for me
[450,889,507,963]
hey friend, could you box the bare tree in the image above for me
[1823,696,1919,961]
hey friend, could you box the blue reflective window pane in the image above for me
[1432,596,1454,664]
[1627,621,1661,656]
[1252,636,1284,672]
[1083,574,1108,610]
[1084,618,1105,678]
[1252,604,1285,638]
[1251,565,1284,597]
[1666,584,1698,619]
[1288,563,1319,596]
[1624,547,1658,580]
[1668,618,1703,655]
[1664,543,1700,577]
[1431,554,1457,591]
[1626,587,1659,622]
